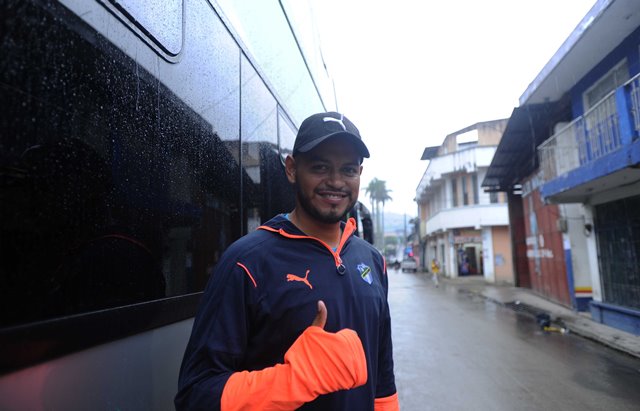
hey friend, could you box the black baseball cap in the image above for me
[293,112,370,159]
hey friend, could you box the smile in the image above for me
[317,190,349,202]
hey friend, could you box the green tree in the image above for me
[378,182,392,248]
[365,179,381,246]
[365,178,393,248]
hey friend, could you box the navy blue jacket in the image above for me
[175,214,396,410]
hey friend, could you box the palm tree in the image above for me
[365,179,381,246]
[365,178,393,248]
[378,182,392,247]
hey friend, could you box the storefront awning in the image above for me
[482,103,562,192]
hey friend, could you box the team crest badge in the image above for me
[357,263,373,285]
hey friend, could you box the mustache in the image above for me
[315,187,351,195]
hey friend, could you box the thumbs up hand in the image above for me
[220,300,367,410]
[283,300,368,397]
[311,300,327,329]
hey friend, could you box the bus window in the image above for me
[278,109,298,161]
[0,0,245,327]
[240,54,293,232]
[212,0,326,125]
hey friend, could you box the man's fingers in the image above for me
[311,300,327,329]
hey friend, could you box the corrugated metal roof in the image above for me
[481,103,560,192]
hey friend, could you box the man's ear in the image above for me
[358,165,363,176]
[285,155,296,184]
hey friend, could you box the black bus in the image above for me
[0,0,370,408]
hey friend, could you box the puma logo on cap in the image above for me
[323,114,347,131]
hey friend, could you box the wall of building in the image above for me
[507,192,531,288]
[438,234,452,277]
[561,204,596,310]
[492,226,514,284]
[570,26,640,116]
[419,202,428,239]
[437,120,508,155]
[477,169,491,205]
[522,177,571,307]
[482,227,495,282]
[477,120,508,146]
[441,134,457,155]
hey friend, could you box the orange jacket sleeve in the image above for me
[375,392,400,411]
[221,325,367,411]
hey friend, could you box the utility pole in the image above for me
[403,213,407,255]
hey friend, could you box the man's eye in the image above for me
[342,167,358,176]
[311,165,328,172]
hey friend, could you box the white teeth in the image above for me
[322,194,344,199]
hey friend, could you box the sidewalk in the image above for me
[438,275,640,359]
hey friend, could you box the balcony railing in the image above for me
[539,72,640,182]
[580,91,621,163]
[538,120,581,181]
[423,203,509,236]
[630,75,640,135]
[416,145,497,198]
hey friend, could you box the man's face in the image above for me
[286,137,362,224]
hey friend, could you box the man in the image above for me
[175,112,399,411]
[431,258,440,288]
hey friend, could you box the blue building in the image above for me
[484,0,640,335]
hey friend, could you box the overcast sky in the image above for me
[311,0,597,216]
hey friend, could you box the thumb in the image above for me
[311,300,327,329]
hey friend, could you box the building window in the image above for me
[490,191,499,204]
[456,129,478,150]
[472,174,479,204]
[451,178,458,207]
[462,175,469,205]
[583,59,629,110]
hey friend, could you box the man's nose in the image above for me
[326,169,346,187]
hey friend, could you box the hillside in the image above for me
[381,212,416,235]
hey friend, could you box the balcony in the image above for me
[423,203,509,236]
[416,145,497,198]
[538,73,640,202]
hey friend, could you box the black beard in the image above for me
[294,182,356,224]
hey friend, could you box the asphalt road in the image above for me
[387,269,640,411]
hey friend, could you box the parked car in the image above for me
[389,259,401,270]
[401,257,418,273]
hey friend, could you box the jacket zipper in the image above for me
[259,218,357,275]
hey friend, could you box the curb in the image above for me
[468,286,640,359]
[553,313,640,359]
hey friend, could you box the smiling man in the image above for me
[176,112,399,411]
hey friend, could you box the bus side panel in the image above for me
[1,0,304,407]
[0,320,193,411]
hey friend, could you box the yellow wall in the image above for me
[492,226,514,284]
[477,120,508,146]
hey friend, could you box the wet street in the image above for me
[388,269,640,411]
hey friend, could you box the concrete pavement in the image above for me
[432,274,640,359]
